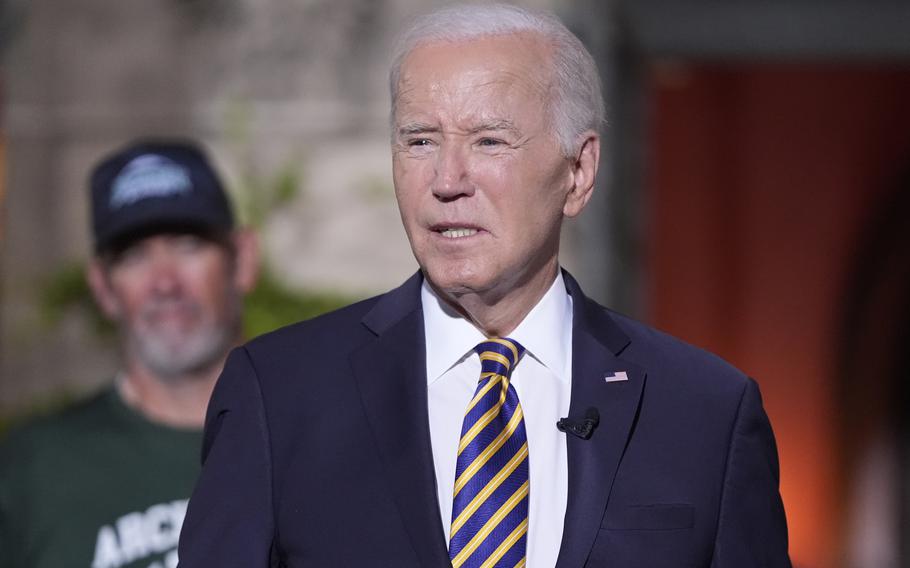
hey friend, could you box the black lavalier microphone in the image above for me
[556,408,600,440]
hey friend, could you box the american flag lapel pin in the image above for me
[604,371,629,383]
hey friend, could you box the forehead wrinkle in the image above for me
[393,77,422,119]
[451,70,551,130]
[398,101,529,139]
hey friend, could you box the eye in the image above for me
[407,138,432,147]
[107,240,151,271]
[116,244,147,266]
[477,137,504,148]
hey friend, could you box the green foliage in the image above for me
[40,262,115,336]
[243,270,352,339]
[223,100,305,229]
[236,165,302,228]
[272,169,300,208]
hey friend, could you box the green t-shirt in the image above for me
[0,386,202,568]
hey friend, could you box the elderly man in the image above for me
[178,4,789,567]
[0,140,259,568]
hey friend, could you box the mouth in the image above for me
[439,228,478,239]
[430,224,484,239]
[143,302,200,327]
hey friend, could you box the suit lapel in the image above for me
[556,273,646,568]
[349,273,450,566]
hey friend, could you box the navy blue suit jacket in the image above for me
[178,271,790,567]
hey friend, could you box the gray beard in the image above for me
[130,322,234,380]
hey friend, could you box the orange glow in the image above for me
[647,63,910,567]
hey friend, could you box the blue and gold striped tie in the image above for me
[449,338,529,568]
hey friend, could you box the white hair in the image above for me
[389,2,604,157]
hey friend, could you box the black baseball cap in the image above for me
[90,139,235,253]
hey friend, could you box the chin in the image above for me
[422,262,494,299]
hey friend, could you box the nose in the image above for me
[431,142,474,201]
[146,249,182,297]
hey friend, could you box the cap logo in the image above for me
[109,154,192,210]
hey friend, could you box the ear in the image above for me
[563,131,600,218]
[230,228,260,294]
[86,258,122,320]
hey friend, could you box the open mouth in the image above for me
[437,227,479,239]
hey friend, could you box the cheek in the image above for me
[184,258,233,304]
[394,170,429,222]
[393,191,419,236]
[190,279,234,326]
[393,153,426,185]
[106,277,147,320]
[112,294,148,329]
[525,158,571,212]
[495,171,568,251]
[485,161,562,218]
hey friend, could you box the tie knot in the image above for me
[474,338,525,377]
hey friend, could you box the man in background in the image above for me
[0,140,259,568]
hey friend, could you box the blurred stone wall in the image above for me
[0,0,612,412]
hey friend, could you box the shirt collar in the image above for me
[510,271,573,383]
[421,271,573,385]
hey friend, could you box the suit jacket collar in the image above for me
[353,270,645,567]
[351,271,451,566]
[556,271,646,568]
[360,271,424,336]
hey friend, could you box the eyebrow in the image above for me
[468,119,520,135]
[397,119,520,137]
[397,123,439,137]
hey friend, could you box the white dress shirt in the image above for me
[422,272,573,568]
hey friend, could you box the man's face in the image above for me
[90,232,249,379]
[392,33,593,306]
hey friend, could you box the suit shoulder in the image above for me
[605,309,751,396]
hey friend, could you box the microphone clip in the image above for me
[556,408,600,440]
